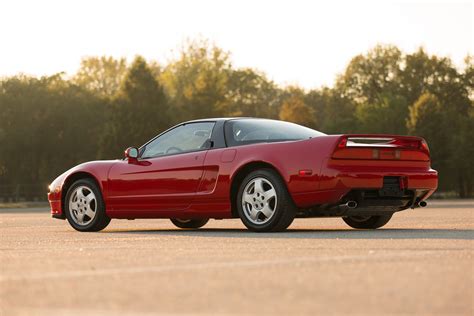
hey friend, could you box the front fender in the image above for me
[48,160,118,217]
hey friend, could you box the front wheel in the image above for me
[237,169,296,232]
[65,178,111,232]
[342,214,393,229]
[170,218,209,229]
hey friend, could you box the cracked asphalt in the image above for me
[1,200,473,315]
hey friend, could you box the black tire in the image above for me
[65,178,111,232]
[170,218,209,229]
[236,169,296,232]
[342,214,393,229]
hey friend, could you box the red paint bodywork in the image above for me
[48,121,438,220]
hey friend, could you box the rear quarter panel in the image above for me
[228,136,340,193]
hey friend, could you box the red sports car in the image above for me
[48,118,438,232]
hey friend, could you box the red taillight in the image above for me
[337,137,347,148]
[420,139,430,154]
[389,138,419,149]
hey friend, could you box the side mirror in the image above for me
[124,147,139,162]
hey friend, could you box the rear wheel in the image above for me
[342,214,392,229]
[65,178,111,232]
[237,169,295,232]
[170,218,209,229]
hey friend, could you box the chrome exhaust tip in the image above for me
[346,201,358,209]
[333,200,358,213]
[418,201,427,207]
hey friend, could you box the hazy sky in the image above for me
[0,0,472,88]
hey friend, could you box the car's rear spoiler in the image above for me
[332,134,430,161]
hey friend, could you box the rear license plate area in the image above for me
[379,176,404,197]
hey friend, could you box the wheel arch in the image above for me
[229,161,289,218]
[61,172,102,218]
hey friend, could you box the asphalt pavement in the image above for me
[1,201,473,315]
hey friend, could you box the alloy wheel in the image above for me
[241,177,278,225]
[69,186,97,226]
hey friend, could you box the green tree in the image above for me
[73,56,127,97]
[356,93,409,134]
[226,68,280,118]
[403,50,473,197]
[402,48,470,113]
[0,74,105,200]
[161,39,231,121]
[457,105,474,196]
[305,87,357,133]
[101,56,169,157]
[279,88,316,127]
[407,93,456,193]
[336,45,403,104]
[464,55,473,100]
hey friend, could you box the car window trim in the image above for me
[139,121,217,160]
[142,146,211,160]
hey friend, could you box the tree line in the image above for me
[0,40,472,199]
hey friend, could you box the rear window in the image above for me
[224,119,325,147]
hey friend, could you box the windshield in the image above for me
[225,119,325,147]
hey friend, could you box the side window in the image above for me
[141,122,215,159]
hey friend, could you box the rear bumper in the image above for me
[333,169,437,191]
[292,168,438,208]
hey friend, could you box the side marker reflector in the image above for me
[298,170,312,176]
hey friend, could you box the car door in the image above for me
[107,122,216,213]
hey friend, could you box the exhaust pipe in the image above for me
[336,200,358,212]
[322,200,358,215]
[417,201,427,208]
[346,200,358,209]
